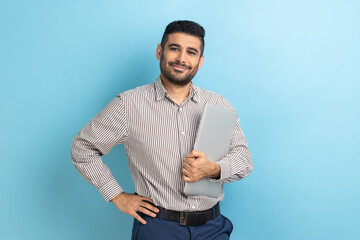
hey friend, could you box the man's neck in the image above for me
[160,75,191,105]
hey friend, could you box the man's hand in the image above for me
[111,192,159,225]
[182,150,221,182]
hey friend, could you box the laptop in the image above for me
[184,103,238,198]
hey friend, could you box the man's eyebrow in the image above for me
[187,47,199,54]
[168,43,181,48]
[167,44,199,54]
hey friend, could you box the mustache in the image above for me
[169,62,191,69]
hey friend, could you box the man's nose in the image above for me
[175,50,186,64]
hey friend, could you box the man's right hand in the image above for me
[111,192,159,225]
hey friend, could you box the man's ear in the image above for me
[197,54,205,70]
[156,44,162,60]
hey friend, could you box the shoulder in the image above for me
[95,82,155,116]
[194,86,236,111]
[116,82,155,100]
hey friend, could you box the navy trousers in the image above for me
[131,212,233,240]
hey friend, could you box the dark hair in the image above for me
[160,20,205,56]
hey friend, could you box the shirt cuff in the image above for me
[98,179,124,202]
[209,160,230,182]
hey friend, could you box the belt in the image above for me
[155,203,220,226]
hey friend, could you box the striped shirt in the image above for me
[71,77,253,211]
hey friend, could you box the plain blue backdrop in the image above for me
[1,0,359,239]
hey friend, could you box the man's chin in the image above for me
[169,78,192,86]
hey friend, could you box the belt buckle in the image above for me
[179,212,187,225]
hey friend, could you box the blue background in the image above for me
[1,0,359,239]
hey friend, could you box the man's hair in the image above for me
[160,20,206,56]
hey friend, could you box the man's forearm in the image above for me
[71,134,123,202]
[215,145,253,184]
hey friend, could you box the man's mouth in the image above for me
[170,63,190,72]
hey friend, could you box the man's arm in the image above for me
[71,95,158,224]
[214,118,253,183]
[70,96,128,202]
[182,118,253,184]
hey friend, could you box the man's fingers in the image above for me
[182,160,192,169]
[134,212,147,225]
[140,196,154,203]
[112,193,161,224]
[183,175,189,182]
[187,150,203,158]
[136,196,160,214]
[139,206,157,217]
[182,168,189,177]
[183,175,195,183]
[141,202,160,214]
[182,167,195,182]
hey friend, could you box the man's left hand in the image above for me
[182,150,221,182]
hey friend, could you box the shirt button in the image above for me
[181,131,185,135]
[192,206,196,210]
[179,108,183,111]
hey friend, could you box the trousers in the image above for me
[131,212,233,240]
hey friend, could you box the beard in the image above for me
[160,53,200,86]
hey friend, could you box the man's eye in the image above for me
[188,51,196,55]
[170,47,179,51]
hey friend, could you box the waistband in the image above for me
[155,203,220,226]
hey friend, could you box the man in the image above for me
[71,20,253,239]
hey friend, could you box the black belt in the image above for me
[155,203,220,226]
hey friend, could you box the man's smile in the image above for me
[170,62,190,72]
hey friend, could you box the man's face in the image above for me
[156,33,204,86]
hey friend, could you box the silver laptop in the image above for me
[184,103,238,198]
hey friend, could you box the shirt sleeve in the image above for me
[208,94,253,184]
[70,95,128,202]
[209,117,253,184]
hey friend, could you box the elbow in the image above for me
[241,152,253,177]
[247,163,254,176]
[246,153,254,175]
[70,135,80,164]
[70,143,77,164]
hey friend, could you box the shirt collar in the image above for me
[154,76,199,103]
